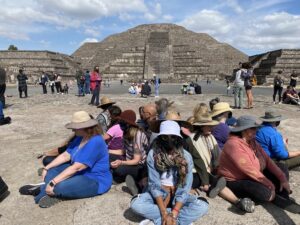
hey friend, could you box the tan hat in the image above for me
[193,112,219,126]
[65,111,98,129]
[211,102,232,118]
[150,111,191,133]
[97,96,116,108]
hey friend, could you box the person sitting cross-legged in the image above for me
[256,109,300,169]
[19,111,112,208]
[130,120,209,225]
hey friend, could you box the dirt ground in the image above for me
[0,93,300,225]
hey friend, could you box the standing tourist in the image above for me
[40,72,48,94]
[17,69,28,98]
[54,73,62,93]
[75,70,85,96]
[243,63,254,109]
[84,70,91,94]
[233,63,247,109]
[153,75,160,97]
[0,66,11,126]
[0,66,6,106]
[273,71,284,104]
[90,66,102,106]
[289,70,298,88]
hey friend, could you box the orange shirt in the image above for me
[218,136,287,190]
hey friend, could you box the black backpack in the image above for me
[0,176,9,202]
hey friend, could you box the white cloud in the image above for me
[79,38,98,47]
[84,26,101,37]
[179,10,231,36]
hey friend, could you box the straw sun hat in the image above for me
[193,112,219,127]
[97,96,116,108]
[211,102,232,118]
[65,111,98,129]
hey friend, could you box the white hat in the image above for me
[158,120,182,138]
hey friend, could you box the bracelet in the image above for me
[52,179,57,185]
[43,167,48,171]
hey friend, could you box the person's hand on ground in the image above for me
[280,181,291,194]
[41,169,48,181]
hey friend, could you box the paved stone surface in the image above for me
[0,92,299,225]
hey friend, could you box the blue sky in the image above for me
[0,0,299,56]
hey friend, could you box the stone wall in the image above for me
[0,50,81,83]
[250,49,300,84]
[72,23,248,82]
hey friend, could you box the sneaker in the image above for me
[139,219,154,225]
[273,194,300,214]
[236,198,255,213]
[19,183,44,196]
[273,101,276,104]
[278,102,282,104]
[125,175,139,196]
[208,177,226,198]
[38,195,61,208]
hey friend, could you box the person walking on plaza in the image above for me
[233,63,247,109]
[273,71,284,104]
[89,66,102,106]
[17,69,28,98]
[40,72,48,94]
[84,70,91,94]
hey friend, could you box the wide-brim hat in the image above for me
[97,96,116,108]
[158,120,182,138]
[260,109,285,122]
[211,102,232,118]
[65,111,98,129]
[117,110,138,127]
[193,113,219,127]
[149,111,192,133]
[230,115,261,132]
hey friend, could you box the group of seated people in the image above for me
[19,96,300,224]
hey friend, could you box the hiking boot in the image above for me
[236,198,255,213]
[125,175,139,196]
[273,194,300,214]
[208,177,226,198]
[38,195,61,208]
[19,183,44,196]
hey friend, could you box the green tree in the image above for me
[8,45,18,51]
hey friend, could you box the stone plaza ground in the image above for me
[0,84,300,225]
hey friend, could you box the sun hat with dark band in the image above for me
[230,115,261,132]
[260,109,285,122]
[193,113,219,127]
[65,111,98,129]
[211,102,232,118]
[97,96,116,108]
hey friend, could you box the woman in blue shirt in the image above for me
[21,111,112,208]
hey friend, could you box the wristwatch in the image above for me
[49,181,56,187]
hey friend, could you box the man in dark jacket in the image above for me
[17,69,28,98]
[0,66,6,106]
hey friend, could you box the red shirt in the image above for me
[218,136,287,190]
[90,71,102,91]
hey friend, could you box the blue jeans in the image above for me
[155,84,159,97]
[85,82,90,94]
[78,84,85,95]
[234,85,244,108]
[90,87,100,105]
[130,192,208,225]
[34,163,99,203]
[0,101,4,119]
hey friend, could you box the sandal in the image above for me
[236,198,255,213]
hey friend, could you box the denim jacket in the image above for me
[147,149,194,205]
